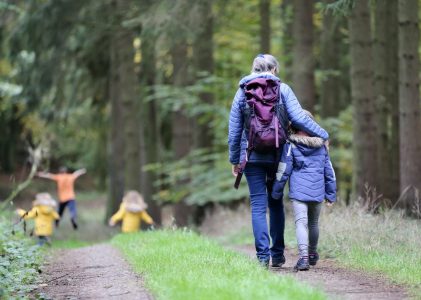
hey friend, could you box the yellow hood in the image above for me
[35,205,56,215]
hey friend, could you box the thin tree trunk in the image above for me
[140,34,161,224]
[398,0,421,213]
[320,0,342,118]
[259,0,271,53]
[280,0,293,81]
[373,0,390,201]
[387,0,400,204]
[106,0,125,219]
[120,29,141,191]
[349,0,378,199]
[172,41,193,226]
[292,0,315,110]
[193,0,214,150]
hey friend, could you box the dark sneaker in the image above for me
[271,255,286,268]
[309,252,319,266]
[294,257,309,271]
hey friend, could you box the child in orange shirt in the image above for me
[109,191,154,233]
[37,167,86,229]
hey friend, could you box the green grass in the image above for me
[215,204,421,297]
[51,239,91,249]
[112,230,326,300]
[317,205,421,296]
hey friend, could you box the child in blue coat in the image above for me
[271,110,336,271]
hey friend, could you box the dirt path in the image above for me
[35,244,152,300]
[234,245,409,300]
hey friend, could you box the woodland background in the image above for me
[1,0,421,225]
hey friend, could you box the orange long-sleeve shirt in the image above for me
[51,174,77,202]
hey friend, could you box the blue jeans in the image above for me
[245,162,285,262]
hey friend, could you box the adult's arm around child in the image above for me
[281,84,329,140]
[324,149,337,202]
[271,143,294,200]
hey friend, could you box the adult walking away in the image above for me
[228,54,329,268]
[37,167,86,230]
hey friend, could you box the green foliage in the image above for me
[325,0,355,16]
[0,212,42,298]
[112,230,326,300]
[150,149,249,206]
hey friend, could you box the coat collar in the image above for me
[239,72,281,88]
[289,134,324,148]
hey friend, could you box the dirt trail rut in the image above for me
[36,244,151,300]
[235,245,409,300]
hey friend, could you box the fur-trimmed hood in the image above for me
[289,134,325,156]
[33,193,57,208]
[289,134,324,148]
[123,190,147,212]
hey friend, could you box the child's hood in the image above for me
[123,190,147,212]
[289,134,325,156]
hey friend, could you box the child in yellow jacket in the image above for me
[16,193,60,246]
[109,191,154,233]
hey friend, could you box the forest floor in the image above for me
[234,245,408,300]
[201,204,413,300]
[34,244,152,300]
[25,196,412,299]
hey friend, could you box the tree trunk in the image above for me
[106,0,126,219]
[373,0,390,201]
[172,42,193,226]
[140,34,161,224]
[373,0,399,201]
[259,0,271,53]
[398,0,421,213]
[120,29,141,191]
[320,0,342,118]
[292,0,315,110]
[280,0,293,81]
[193,0,214,150]
[387,0,400,204]
[349,0,378,199]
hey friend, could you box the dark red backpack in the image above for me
[244,78,288,152]
[234,78,288,189]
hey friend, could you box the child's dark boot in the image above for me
[309,252,319,266]
[294,256,309,271]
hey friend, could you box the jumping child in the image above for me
[37,167,86,229]
[16,193,60,246]
[109,190,154,233]
[271,110,336,271]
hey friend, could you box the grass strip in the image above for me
[317,205,421,297]
[112,230,325,300]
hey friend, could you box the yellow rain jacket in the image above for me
[17,205,60,236]
[110,203,153,233]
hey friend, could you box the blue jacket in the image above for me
[228,73,329,165]
[271,134,337,202]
